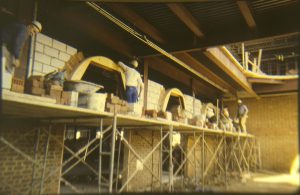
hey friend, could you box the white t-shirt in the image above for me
[118,61,144,88]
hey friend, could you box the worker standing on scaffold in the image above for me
[118,59,144,111]
[236,99,248,133]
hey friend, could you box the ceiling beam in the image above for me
[167,3,205,39]
[204,47,258,98]
[147,57,218,99]
[107,4,166,44]
[173,52,237,96]
[237,0,256,30]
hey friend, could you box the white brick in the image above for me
[33,61,43,72]
[51,58,65,68]
[42,65,57,74]
[58,51,71,62]
[35,42,44,53]
[66,45,77,55]
[35,52,51,65]
[53,40,67,52]
[36,33,52,46]
[44,46,59,58]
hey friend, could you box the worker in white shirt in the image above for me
[236,99,248,133]
[118,60,144,103]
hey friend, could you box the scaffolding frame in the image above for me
[0,112,260,194]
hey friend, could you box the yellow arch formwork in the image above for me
[69,56,126,89]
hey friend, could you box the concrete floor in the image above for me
[212,172,299,193]
[60,172,299,193]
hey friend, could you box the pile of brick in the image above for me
[25,75,63,104]
[25,75,46,96]
[11,77,25,93]
[105,94,128,114]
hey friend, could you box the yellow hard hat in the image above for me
[130,60,138,68]
[31,21,42,32]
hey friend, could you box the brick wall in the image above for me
[122,130,161,191]
[186,135,222,183]
[30,33,77,76]
[225,94,298,172]
[146,80,165,111]
[0,120,65,194]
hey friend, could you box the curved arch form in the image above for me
[69,56,126,89]
[160,88,186,112]
[244,70,298,80]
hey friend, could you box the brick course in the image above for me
[225,94,298,172]
[122,130,161,191]
[0,120,65,194]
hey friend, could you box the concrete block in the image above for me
[33,61,43,72]
[43,65,57,74]
[36,33,52,46]
[51,58,65,68]
[35,52,51,65]
[66,45,77,55]
[35,42,44,53]
[44,46,59,58]
[52,40,66,52]
[58,51,71,62]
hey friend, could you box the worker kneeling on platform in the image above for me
[236,99,248,133]
[118,59,144,113]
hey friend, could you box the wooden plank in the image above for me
[204,47,258,98]
[167,3,204,38]
[107,4,166,44]
[237,0,256,30]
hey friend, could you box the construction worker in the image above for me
[1,20,42,73]
[236,99,248,133]
[118,60,144,104]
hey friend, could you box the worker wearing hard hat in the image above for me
[118,59,144,104]
[1,20,42,72]
[236,99,248,133]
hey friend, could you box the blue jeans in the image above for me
[126,86,138,103]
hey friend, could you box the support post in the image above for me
[98,118,103,193]
[257,49,262,70]
[169,126,174,192]
[30,128,40,195]
[109,115,117,193]
[115,128,122,191]
[245,52,249,71]
[160,126,163,191]
[193,131,197,187]
[242,43,245,68]
[40,124,51,194]
[143,59,149,110]
[202,131,205,192]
